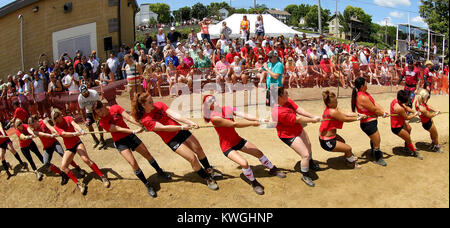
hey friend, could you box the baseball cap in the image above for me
[79,84,88,94]
[245,40,251,45]
[171,27,175,31]
[177,42,182,46]
[323,55,328,59]
[267,50,278,58]
[425,60,433,66]
[17,71,23,76]
[22,74,30,81]
[29,68,35,73]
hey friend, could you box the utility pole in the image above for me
[384,17,388,44]
[318,0,322,34]
[336,0,339,38]
[254,0,256,9]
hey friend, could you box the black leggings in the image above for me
[20,141,44,171]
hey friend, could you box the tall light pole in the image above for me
[384,17,389,44]
[18,14,24,71]
[318,0,322,34]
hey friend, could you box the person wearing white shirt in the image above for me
[296,54,308,86]
[62,67,80,94]
[106,53,119,79]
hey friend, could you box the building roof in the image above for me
[264,9,291,16]
[0,0,39,18]
[1,0,138,18]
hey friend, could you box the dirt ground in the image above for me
[1,85,448,208]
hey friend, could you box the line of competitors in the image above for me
[0,77,446,197]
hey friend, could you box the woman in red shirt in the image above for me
[351,77,389,166]
[319,91,367,169]
[390,90,422,159]
[93,101,170,198]
[14,119,45,181]
[414,89,443,153]
[0,121,26,179]
[28,115,86,185]
[131,93,221,191]
[203,95,286,195]
[49,108,110,194]
[272,87,321,187]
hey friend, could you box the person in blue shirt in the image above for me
[165,49,180,67]
[263,50,284,107]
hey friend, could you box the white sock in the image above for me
[242,167,255,181]
[258,155,274,169]
[346,156,355,163]
[300,166,309,173]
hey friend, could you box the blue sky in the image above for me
[0,0,428,28]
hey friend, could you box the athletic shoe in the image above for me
[77,183,87,195]
[99,140,107,150]
[301,174,315,187]
[309,160,320,171]
[60,173,69,186]
[206,167,223,179]
[345,159,361,169]
[268,166,286,178]
[205,177,219,190]
[101,176,110,188]
[250,180,264,195]
[93,139,100,149]
[373,158,387,167]
[5,169,12,179]
[35,170,43,181]
[157,170,172,180]
[431,145,443,153]
[21,162,29,171]
[145,184,157,198]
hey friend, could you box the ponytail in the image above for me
[322,90,331,107]
[351,77,366,112]
[351,88,357,112]
[131,92,150,121]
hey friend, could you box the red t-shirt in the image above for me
[54,116,81,149]
[141,102,180,143]
[240,47,249,57]
[14,107,28,122]
[226,52,239,64]
[356,91,377,123]
[99,105,131,142]
[38,120,57,149]
[319,108,343,133]
[390,99,405,128]
[320,59,332,73]
[211,106,243,153]
[15,124,33,148]
[402,67,420,91]
[177,64,191,76]
[272,99,303,138]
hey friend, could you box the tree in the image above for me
[305,5,330,31]
[148,17,157,28]
[234,8,248,14]
[419,0,449,60]
[191,3,208,20]
[148,3,171,23]
[342,6,373,41]
[178,7,192,21]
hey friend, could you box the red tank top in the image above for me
[15,124,33,148]
[319,108,343,133]
[356,91,376,123]
[415,100,431,124]
[390,99,405,128]
[403,68,419,91]
[211,106,243,153]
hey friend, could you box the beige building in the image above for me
[328,12,345,40]
[264,9,290,24]
[0,0,138,80]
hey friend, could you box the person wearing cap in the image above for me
[77,84,106,149]
[167,27,182,49]
[165,49,180,68]
[296,54,308,87]
[175,42,186,60]
[240,41,251,59]
[263,50,284,107]
[397,59,421,108]
[189,43,200,60]
[423,60,435,92]
[188,28,198,46]
[199,18,213,46]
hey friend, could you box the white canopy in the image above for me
[197,13,320,40]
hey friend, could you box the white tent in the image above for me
[197,13,320,40]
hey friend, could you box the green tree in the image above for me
[148,3,171,23]
[234,8,248,14]
[342,6,373,42]
[305,5,330,31]
[148,17,157,28]
[191,3,208,20]
[419,0,449,60]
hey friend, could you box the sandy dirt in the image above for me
[1,85,448,208]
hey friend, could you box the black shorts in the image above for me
[224,139,248,157]
[0,139,11,150]
[360,120,378,136]
[391,125,404,135]
[166,130,192,152]
[67,141,83,154]
[114,134,142,152]
[422,120,433,131]
[319,137,337,151]
[280,137,297,147]
[86,113,95,126]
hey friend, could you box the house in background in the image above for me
[135,3,157,26]
[328,12,345,39]
[264,9,290,24]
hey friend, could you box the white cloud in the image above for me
[389,11,404,18]
[377,17,394,26]
[374,0,411,7]
[411,16,427,27]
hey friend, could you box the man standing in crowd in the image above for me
[263,50,284,107]
[167,27,182,48]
